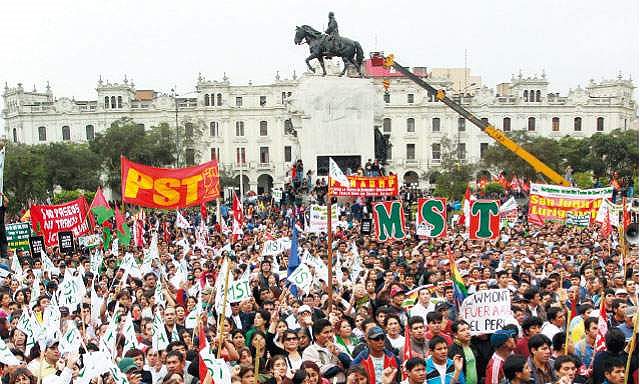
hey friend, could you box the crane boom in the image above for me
[380,54,571,187]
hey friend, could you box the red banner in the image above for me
[329,175,398,197]
[121,157,220,209]
[30,197,91,246]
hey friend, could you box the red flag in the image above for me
[200,203,208,223]
[458,185,471,227]
[594,298,608,355]
[198,324,210,383]
[232,193,244,242]
[622,197,631,230]
[89,187,109,227]
[402,323,412,379]
[600,211,611,239]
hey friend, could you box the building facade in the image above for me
[3,61,637,192]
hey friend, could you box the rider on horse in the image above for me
[325,12,341,52]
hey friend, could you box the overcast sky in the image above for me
[1,0,638,102]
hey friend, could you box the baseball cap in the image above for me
[435,302,451,312]
[390,286,406,297]
[118,357,137,374]
[367,326,385,339]
[297,305,312,314]
[615,288,628,296]
[490,329,516,348]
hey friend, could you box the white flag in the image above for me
[176,210,191,229]
[0,337,19,365]
[152,311,169,351]
[287,263,313,294]
[40,250,60,275]
[59,321,82,354]
[75,352,111,384]
[199,351,232,384]
[121,314,139,355]
[11,253,23,277]
[122,252,143,279]
[99,311,119,359]
[329,157,350,187]
[90,249,103,275]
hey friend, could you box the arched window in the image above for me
[528,117,536,131]
[259,121,268,136]
[383,118,391,133]
[185,122,194,138]
[574,117,582,131]
[110,96,116,109]
[85,125,95,140]
[535,90,541,102]
[432,117,440,132]
[104,96,109,109]
[204,94,210,106]
[552,117,560,131]
[12,128,17,143]
[597,117,604,131]
[523,90,529,102]
[216,93,222,106]
[503,117,511,131]
[406,118,415,133]
[117,96,122,109]
[38,126,47,141]
[62,125,71,141]
[209,122,219,137]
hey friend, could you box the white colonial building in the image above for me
[3,59,637,193]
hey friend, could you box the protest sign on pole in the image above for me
[527,183,613,226]
[469,200,500,240]
[29,236,44,257]
[227,278,252,303]
[58,231,75,254]
[459,289,517,335]
[30,197,91,246]
[308,204,338,233]
[261,239,286,256]
[5,222,32,251]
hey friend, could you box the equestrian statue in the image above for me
[294,12,364,77]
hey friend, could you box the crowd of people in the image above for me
[0,182,637,384]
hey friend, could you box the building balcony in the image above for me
[257,161,274,170]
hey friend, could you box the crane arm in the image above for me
[381,55,571,187]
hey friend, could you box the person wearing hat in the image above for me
[617,305,637,342]
[485,329,517,384]
[26,340,78,381]
[352,326,400,384]
[119,357,143,384]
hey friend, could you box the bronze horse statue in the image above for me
[294,25,364,77]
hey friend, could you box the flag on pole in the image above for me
[199,323,208,383]
[114,206,131,246]
[329,157,349,186]
[594,298,608,354]
[89,187,110,228]
[175,210,191,229]
[232,193,244,241]
[448,252,467,304]
[458,185,471,228]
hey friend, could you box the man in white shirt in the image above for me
[540,306,565,340]
[409,287,434,322]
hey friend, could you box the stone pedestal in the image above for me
[289,74,383,176]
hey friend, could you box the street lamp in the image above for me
[170,88,199,167]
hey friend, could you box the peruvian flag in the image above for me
[594,298,608,355]
[134,209,146,248]
[458,185,471,228]
[232,193,244,241]
[198,323,211,383]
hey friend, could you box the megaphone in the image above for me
[625,223,638,246]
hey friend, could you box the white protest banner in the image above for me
[308,204,338,233]
[152,311,169,351]
[565,211,591,227]
[90,250,103,275]
[302,250,329,282]
[262,240,285,256]
[272,189,283,202]
[78,234,102,249]
[199,351,232,384]
[0,337,19,365]
[57,272,86,311]
[287,263,313,294]
[278,237,291,250]
[460,289,517,335]
[59,321,82,354]
[227,277,252,303]
[76,352,111,384]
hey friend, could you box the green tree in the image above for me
[4,143,50,214]
[588,129,638,179]
[45,142,101,191]
[431,137,475,200]
[52,190,96,204]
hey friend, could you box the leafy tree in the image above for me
[484,182,505,195]
[4,143,50,214]
[431,137,475,200]
[589,129,638,179]
[45,142,101,191]
[52,190,96,204]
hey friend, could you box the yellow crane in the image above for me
[374,53,571,187]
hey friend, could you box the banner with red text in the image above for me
[329,175,398,197]
[30,197,91,246]
[527,183,613,226]
[121,157,220,209]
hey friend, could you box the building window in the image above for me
[552,117,560,131]
[185,148,195,165]
[38,126,47,141]
[204,94,210,106]
[480,143,488,159]
[536,90,541,102]
[406,144,416,160]
[432,143,441,160]
[284,119,293,135]
[406,118,415,133]
[383,93,390,103]
[12,128,17,143]
[216,93,222,106]
[260,96,267,106]
[528,117,536,131]
[210,148,219,161]
[597,117,604,131]
[457,143,466,160]
[236,147,246,165]
[62,126,71,141]
[407,93,414,104]
[282,92,287,104]
[503,117,511,131]
[111,96,116,109]
[260,147,270,164]
[574,117,582,131]
[235,97,243,107]
[235,121,245,136]
[117,96,123,109]
[136,123,145,130]
[104,96,109,109]
[209,122,219,137]
[523,90,529,102]
[383,118,391,133]
[284,146,292,162]
[184,122,194,138]
[259,121,268,136]
[85,125,95,140]
[458,117,466,132]
[432,117,440,132]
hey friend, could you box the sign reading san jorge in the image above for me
[121,156,220,209]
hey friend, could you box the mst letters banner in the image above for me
[121,157,220,209]
[527,183,613,226]
[30,197,91,246]
[329,175,398,197]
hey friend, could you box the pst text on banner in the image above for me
[30,197,90,247]
[121,156,220,209]
[527,183,613,226]
[460,289,517,335]
[5,223,32,251]
[416,198,447,238]
[329,175,398,197]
